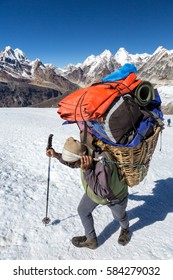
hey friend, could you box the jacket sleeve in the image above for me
[83,153,114,199]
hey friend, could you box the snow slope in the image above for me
[0,108,173,260]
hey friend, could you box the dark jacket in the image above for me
[57,151,128,205]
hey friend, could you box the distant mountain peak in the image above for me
[0,46,30,64]
[3,46,13,51]
[116,47,128,53]
[153,46,167,54]
[99,49,112,58]
[82,54,96,66]
[114,47,129,64]
[14,48,29,62]
[1,46,15,59]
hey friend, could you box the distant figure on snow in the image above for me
[167,118,171,127]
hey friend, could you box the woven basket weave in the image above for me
[95,126,161,187]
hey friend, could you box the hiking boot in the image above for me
[71,235,98,249]
[118,228,131,246]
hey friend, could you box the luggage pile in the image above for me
[57,64,164,186]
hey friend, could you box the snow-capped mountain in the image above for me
[0,46,31,79]
[114,47,150,67]
[138,46,173,85]
[1,45,173,87]
[0,46,28,63]
[55,46,173,88]
[55,50,121,87]
[56,48,151,87]
[0,46,78,91]
[0,46,79,107]
[0,45,173,109]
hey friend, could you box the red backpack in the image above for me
[57,73,142,121]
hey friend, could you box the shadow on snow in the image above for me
[98,177,173,246]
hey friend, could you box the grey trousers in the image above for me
[77,193,129,239]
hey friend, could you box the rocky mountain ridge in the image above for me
[56,46,173,88]
[0,47,79,107]
[0,46,173,109]
[55,48,150,87]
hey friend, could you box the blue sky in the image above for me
[1,0,173,67]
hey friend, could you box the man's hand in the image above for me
[80,155,93,172]
[46,148,59,158]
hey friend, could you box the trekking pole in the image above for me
[42,134,54,226]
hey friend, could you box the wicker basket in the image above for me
[95,126,161,187]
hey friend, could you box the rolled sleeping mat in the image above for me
[134,81,155,106]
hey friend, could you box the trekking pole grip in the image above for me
[47,134,54,149]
